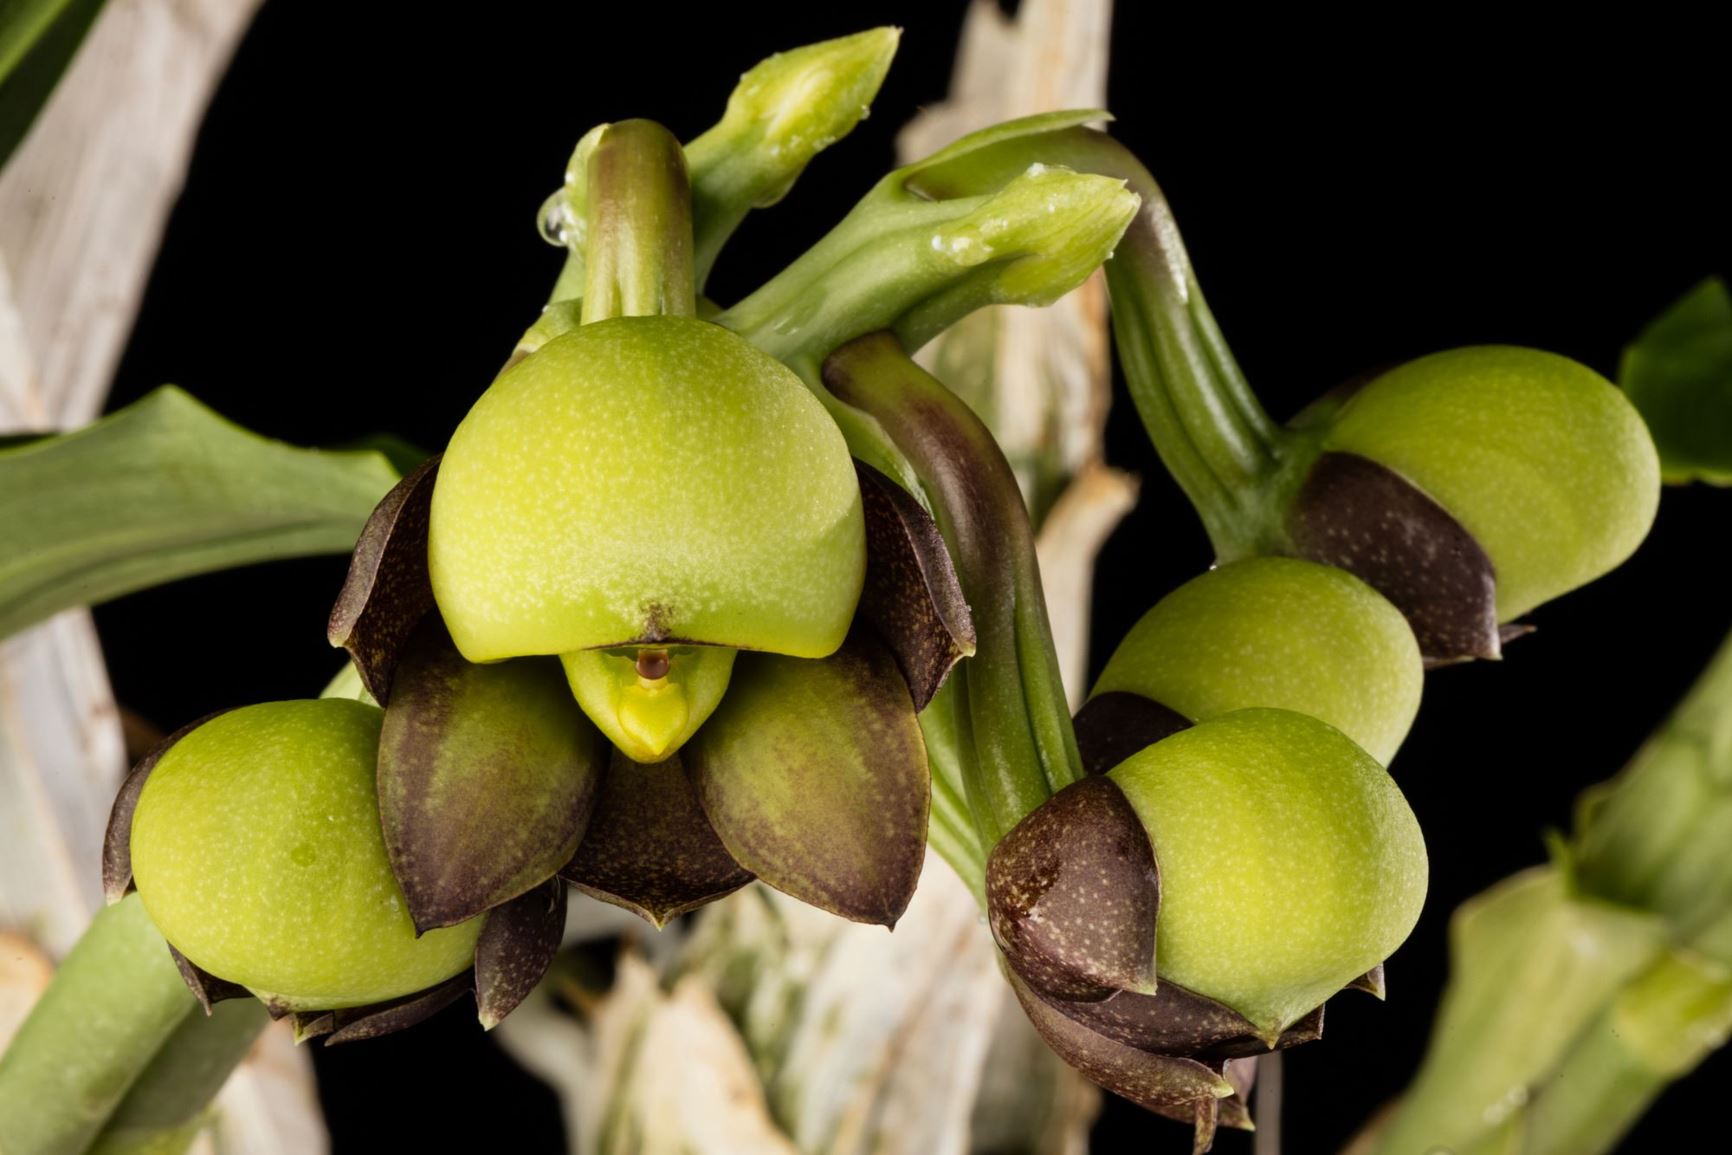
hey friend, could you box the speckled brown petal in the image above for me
[1045,980,1263,1055]
[1217,1058,1258,1131]
[102,710,230,903]
[1043,980,1326,1060]
[1347,963,1387,999]
[1009,969,1234,1123]
[988,776,1159,1000]
[1073,691,1192,776]
[1287,451,1501,663]
[379,619,603,932]
[686,633,929,927]
[1279,1004,1326,1048]
[1500,622,1536,648]
[559,750,754,929]
[853,460,976,711]
[167,945,247,1015]
[475,878,567,1030]
[321,974,474,1046]
[291,1011,336,1045]
[327,455,440,703]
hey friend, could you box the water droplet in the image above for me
[538,192,571,248]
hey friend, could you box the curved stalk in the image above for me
[899,121,1288,558]
[86,998,271,1155]
[0,895,197,1155]
[824,332,1081,848]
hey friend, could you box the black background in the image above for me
[92,3,1728,1153]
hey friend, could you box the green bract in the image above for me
[129,700,481,1010]
[1091,558,1422,765]
[430,315,865,661]
[1323,346,1661,620]
[1108,708,1428,1035]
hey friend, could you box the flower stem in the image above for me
[0,895,198,1155]
[85,997,271,1155]
[580,120,695,324]
[824,332,1081,849]
[899,121,1287,559]
[1369,622,1732,1155]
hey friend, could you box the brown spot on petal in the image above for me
[1009,969,1234,1124]
[853,461,976,711]
[475,878,567,1029]
[321,974,473,1045]
[103,710,231,904]
[1074,692,1192,776]
[327,455,440,703]
[167,944,248,1015]
[687,632,929,927]
[988,776,1159,1001]
[559,750,753,928]
[1288,451,1501,663]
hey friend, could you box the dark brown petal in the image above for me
[987,776,1159,1000]
[378,619,603,932]
[1040,981,1327,1061]
[1073,691,1192,776]
[291,1011,336,1045]
[1278,1004,1326,1048]
[320,974,474,1046]
[853,460,976,711]
[559,750,754,929]
[1287,451,1501,663]
[1009,969,1234,1121]
[686,632,929,928]
[102,710,231,903]
[475,878,567,1029]
[167,945,248,1015]
[327,455,440,703]
[1217,1057,1258,1131]
[1347,963,1387,1000]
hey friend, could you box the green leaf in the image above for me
[0,385,400,639]
[1620,277,1732,484]
[0,0,105,171]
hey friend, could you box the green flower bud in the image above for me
[686,28,901,210]
[129,700,481,1011]
[1321,346,1660,621]
[1108,709,1427,1036]
[429,315,866,754]
[1091,558,1422,766]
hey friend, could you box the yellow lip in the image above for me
[562,645,738,762]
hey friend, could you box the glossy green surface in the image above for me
[130,700,480,1009]
[1109,709,1427,1035]
[1093,558,1422,765]
[562,644,736,762]
[429,316,865,662]
[1325,346,1660,620]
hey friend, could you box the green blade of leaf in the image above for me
[1620,277,1732,485]
[0,385,400,639]
[0,0,105,171]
